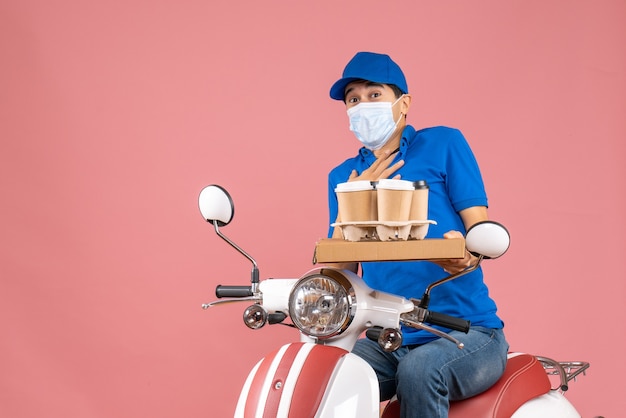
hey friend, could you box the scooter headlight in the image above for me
[288,270,356,339]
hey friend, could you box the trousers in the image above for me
[352,326,509,418]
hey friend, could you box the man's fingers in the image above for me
[381,160,404,177]
[443,230,464,239]
[348,152,404,182]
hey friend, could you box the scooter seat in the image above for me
[382,353,551,418]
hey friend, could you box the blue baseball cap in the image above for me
[330,52,408,101]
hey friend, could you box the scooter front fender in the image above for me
[235,342,379,418]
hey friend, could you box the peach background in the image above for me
[1,1,624,417]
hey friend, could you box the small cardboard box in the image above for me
[313,238,465,264]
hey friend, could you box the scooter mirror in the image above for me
[465,221,510,259]
[198,185,235,226]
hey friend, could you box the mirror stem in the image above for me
[418,256,483,309]
[213,222,260,292]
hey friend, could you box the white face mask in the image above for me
[347,96,404,150]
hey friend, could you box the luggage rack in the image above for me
[536,356,590,392]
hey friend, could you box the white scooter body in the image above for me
[233,278,585,418]
[235,343,379,418]
[233,275,412,418]
[198,185,590,418]
[512,391,581,418]
[235,347,583,418]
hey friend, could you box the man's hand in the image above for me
[349,149,404,182]
[431,230,477,274]
[431,206,488,273]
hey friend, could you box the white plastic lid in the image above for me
[376,179,415,191]
[335,180,375,192]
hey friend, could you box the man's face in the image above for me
[344,81,407,123]
[343,81,398,109]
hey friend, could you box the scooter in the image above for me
[198,184,591,418]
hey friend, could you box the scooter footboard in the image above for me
[235,342,380,418]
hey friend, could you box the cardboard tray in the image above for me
[313,238,465,264]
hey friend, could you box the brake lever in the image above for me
[202,296,261,309]
[400,318,464,349]
[401,304,465,349]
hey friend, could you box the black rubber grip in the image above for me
[424,311,471,333]
[215,285,253,298]
[365,326,383,342]
[268,312,287,324]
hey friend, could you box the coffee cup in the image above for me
[375,179,414,240]
[409,180,429,221]
[335,180,376,241]
[409,180,430,239]
[376,179,414,222]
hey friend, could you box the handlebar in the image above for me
[368,308,471,347]
[423,310,470,333]
[215,285,253,298]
